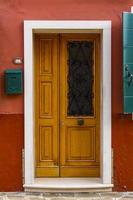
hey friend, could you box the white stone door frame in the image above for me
[24,20,112,191]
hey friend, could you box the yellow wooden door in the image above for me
[34,33,100,177]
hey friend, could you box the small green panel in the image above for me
[123,46,133,64]
[124,97,133,113]
[123,29,133,46]
[123,12,133,29]
[5,69,23,94]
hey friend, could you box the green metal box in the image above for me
[5,69,23,94]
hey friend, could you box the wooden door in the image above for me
[34,33,100,177]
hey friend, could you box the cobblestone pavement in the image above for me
[0,193,133,200]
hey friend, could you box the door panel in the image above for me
[60,34,100,177]
[35,33,100,177]
[35,34,59,177]
[40,82,52,117]
[66,127,96,162]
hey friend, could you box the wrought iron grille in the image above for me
[67,41,94,116]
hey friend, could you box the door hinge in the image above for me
[22,148,25,184]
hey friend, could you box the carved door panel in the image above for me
[35,33,100,177]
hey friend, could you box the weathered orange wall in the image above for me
[0,0,133,191]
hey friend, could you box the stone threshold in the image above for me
[24,178,113,193]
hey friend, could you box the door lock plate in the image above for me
[77,118,84,126]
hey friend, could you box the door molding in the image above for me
[24,20,112,190]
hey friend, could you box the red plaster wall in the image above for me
[0,0,133,191]
[0,114,23,191]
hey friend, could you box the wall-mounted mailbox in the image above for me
[5,69,23,94]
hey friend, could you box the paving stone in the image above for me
[120,193,133,199]
[47,198,76,200]
[74,193,99,198]
[7,197,24,200]
[99,192,123,197]
[122,199,132,200]
[78,198,101,200]
[44,193,75,197]
[122,196,133,199]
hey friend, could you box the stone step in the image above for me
[0,193,133,200]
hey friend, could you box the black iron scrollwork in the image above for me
[67,41,94,116]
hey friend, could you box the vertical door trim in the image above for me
[24,20,112,188]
